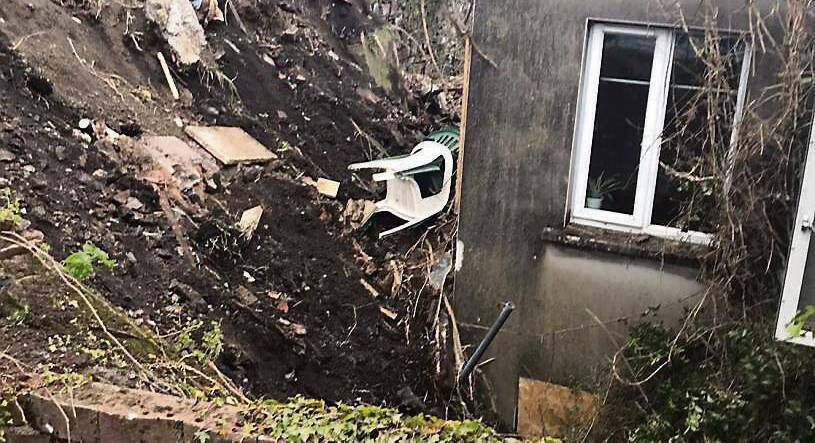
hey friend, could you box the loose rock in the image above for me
[144,0,207,65]
[0,147,15,162]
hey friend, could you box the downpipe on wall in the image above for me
[456,301,515,385]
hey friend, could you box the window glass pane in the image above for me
[599,33,657,81]
[651,88,720,230]
[586,33,656,215]
[671,32,745,89]
[651,32,745,231]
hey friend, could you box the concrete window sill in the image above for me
[541,225,712,266]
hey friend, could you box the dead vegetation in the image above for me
[597,1,815,439]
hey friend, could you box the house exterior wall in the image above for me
[521,245,702,384]
[454,0,781,429]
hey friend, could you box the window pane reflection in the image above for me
[586,33,656,214]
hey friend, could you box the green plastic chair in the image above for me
[425,128,460,154]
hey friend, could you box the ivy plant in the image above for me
[62,242,116,281]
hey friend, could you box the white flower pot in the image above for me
[586,197,603,209]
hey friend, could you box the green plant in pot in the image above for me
[586,171,622,209]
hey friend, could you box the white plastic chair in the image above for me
[348,141,454,238]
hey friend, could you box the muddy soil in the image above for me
[0,0,458,416]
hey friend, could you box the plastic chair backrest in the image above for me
[424,128,460,154]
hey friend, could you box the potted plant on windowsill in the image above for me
[586,171,622,209]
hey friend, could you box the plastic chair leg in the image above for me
[379,217,425,239]
[359,206,378,228]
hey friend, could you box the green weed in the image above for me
[201,321,223,362]
[6,304,30,326]
[174,318,203,352]
[0,188,22,229]
[242,396,507,443]
[785,305,815,337]
[174,319,223,363]
[62,242,116,281]
[0,398,11,443]
[616,320,815,441]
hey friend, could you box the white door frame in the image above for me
[776,110,815,346]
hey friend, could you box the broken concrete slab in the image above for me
[124,196,145,211]
[112,189,131,206]
[4,425,51,443]
[144,0,207,65]
[315,178,340,198]
[236,286,259,306]
[136,135,219,190]
[185,126,277,165]
[19,382,251,443]
[301,176,341,197]
[21,391,100,442]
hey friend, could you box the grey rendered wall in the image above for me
[521,246,702,385]
[454,0,780,429]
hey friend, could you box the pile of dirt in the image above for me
[0,0,460,417]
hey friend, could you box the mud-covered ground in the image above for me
[0,0,459,416]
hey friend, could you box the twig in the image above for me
[419,0,442,78]
[156,189,195,267]
[0,232,157,385]
[226,0,250,37]
[658,160,714,183]
[156,52,180,100]
[12,31,47,51]
[579,373,614,442]
[207,361,249,403]
[152,361,229,398]
[0,348,28,371]
[44,386,72,443]
[66,37,126,101]
[585,309,649,403]
[340,304,358,347]
[442,292,465,376]
[447,6,498,69]
[350,119,389,159]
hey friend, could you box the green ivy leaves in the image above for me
[0,188,22,230]
[242,396,502,443]
[62,242,116,281]
[785,305,815,338]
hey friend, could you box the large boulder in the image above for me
[144,0,207,65]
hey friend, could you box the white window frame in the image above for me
[568,22,752,245]
[775,110,815,347]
